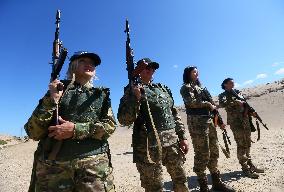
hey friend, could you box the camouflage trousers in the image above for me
[135,143,189,192]
[230,117,252,168]
[33,153,115,192]
[187,116,219,178]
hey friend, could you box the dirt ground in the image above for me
[0,80,284,192]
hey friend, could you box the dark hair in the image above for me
[183,66,201,85]
[221,78,234,90]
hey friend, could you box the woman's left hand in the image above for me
[179,139,189,155]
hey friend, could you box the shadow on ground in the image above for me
[164,171,243,191]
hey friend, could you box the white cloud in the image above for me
[272,61,284,67]
[256,73,267,79]
[275,68,284,75]
[243,80,254,85]
[173,64,178,68]
[235,83,241,88]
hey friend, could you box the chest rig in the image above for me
[59,85,105,122]
[48,83,109,160]
[142,83,176,131]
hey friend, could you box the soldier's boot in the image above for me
[197,176,209,192]
[211,171,235,192]
[242,167,259,179]
[247,160,264,173]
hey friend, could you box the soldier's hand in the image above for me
[132,85,143,101]
[49,79,64,103]
[48,117,74,140]
[252,112,257,117]
[220,124,226,130]
[179,139,189,155]
[209,103,217,111]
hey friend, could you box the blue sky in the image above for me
[1,0,284,136]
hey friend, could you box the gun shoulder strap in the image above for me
[140,95,162,164]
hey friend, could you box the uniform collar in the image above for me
[70,81,94,91]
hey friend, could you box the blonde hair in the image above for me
[66,59,96,85]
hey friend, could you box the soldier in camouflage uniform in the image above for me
[218,78,264,179]
[117,58,189,192]
[25,51,116,192]
[180,66,235,192]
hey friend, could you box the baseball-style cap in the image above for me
[136,58,159,70]
[132,58,160,77]
[69,51,101,66]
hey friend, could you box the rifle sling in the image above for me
[256,120,260,141]
[141,97,162,164]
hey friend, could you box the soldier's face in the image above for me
[140,67,155,82]
[75,57,96,79]
[225,80,234,90]
[190,68,198,81]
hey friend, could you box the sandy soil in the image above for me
[0,79,284,192]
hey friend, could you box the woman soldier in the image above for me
[180,66,235,192]
[118,58,189,192]
[219,78,264,178]
[25,51,116,192]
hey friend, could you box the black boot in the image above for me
[211,171,235,192]
[242,168,259,179]
[197,176,209,192]
[241,163,259,179]
[247,160,264,173]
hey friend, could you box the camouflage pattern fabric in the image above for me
[35,153,115,192]
[136,143,188,192]
[25,81,116,142]
[219,90,252,168]
[218,89,244,125]
[230,117,252,166]
[180,83,220,178]
[118,83,187,141]
[187,116,219,178]
[117,82,188,191]
[180,83,211,109]
[24,81,116,191]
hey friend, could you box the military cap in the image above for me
[70,51,101,66]
[132,58,159,77]
[136,58,159,70]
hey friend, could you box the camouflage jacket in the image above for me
[180,82,212,116]
[218,89,245,124]
[24,80,116,160]
[117,83,186,149]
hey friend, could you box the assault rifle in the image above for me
[29,10,68,192]
[46,10,68,161]
[124,19,162,163]
[202,88,231,158]
[231,89,268,141]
